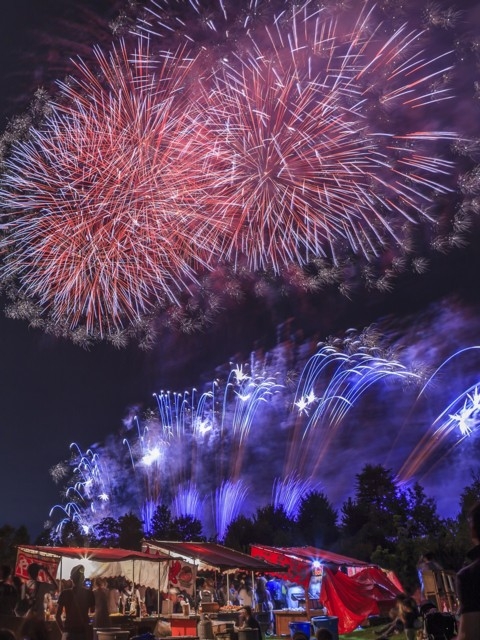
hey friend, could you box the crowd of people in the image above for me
[0,563,157,640]
[1,501,480,640]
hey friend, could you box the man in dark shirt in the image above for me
[240,606,263,640]
[0,565,17,615]
[457,502,480,640]
[56,565,95,640]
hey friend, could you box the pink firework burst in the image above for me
[199,3,458,272]
[0,40,224,336]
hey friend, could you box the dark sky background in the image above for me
[1,0,480,540]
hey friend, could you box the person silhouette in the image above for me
[55,565,94,640]
[457,502,480,640]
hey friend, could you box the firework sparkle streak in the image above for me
[272,472,320,519]
[197,3,458,272]
[0,0,469,341]
[397,346,480,480]
[294,342,422,434]
[0,40,225,335]
[214,480,249,541]
[48,329,446,540]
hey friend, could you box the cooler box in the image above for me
[288,621,312,640]
[311,616,339,640]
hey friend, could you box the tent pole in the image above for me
[158,562,161,616]
[251,571,255,610]
[193,563,198,614]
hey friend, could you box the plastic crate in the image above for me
[311,616,339,640]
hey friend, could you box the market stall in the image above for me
[143,540,285,630]
[250,545,402,635]
[16,545,170,590]
[15,545,171,632]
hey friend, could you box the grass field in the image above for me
[271,623,384,640]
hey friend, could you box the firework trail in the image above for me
[49,443,120,536]
[1,0,476,344]
[172,482,203,520]
[272,473,320,519]
[284,327,423,478]
[220,363,284,477]
[398,346,480,481]
[49,325,461,539]
[213,480,249,541]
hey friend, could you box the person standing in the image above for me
[92,578,110,629]
[106,578,120,615]
[399,596,420,640]
[255,578,273,636]
[55,565,94,640]
[26,563,58,619]
[457,502,480,640]
[0,565,17,616]
[238,580,254,608]
[416,552,443,601]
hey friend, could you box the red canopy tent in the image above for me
[250,545,402,634]
[144,541,285,573]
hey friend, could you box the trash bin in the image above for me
[288,621,312,640]
[93,628,123,640]
[311,616,339,640]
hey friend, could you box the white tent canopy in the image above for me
[16,545,170,590]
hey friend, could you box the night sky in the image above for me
[1,0,480,539]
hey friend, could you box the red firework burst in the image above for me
[198,3,458,272]
[0,40,224,335]
[0,1,470,344]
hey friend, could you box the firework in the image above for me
[293,329,421,432]
[0,39,224,336]
[272,473,320,519]
[398,346,480,480]
[172,482,203,519]
[199,3,458,272]
[49,326,440,539]
[213,480,249,541]
[1,0,473,343]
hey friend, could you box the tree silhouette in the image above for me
[118,513,144,550]
[296,490,338,547]
[224,515,256,552]
[252,505,296,546]
[94,516,121,547]
[148,504,203,542]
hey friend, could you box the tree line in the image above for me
[2,464,479,593]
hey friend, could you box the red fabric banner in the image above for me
[15,549,60,582]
